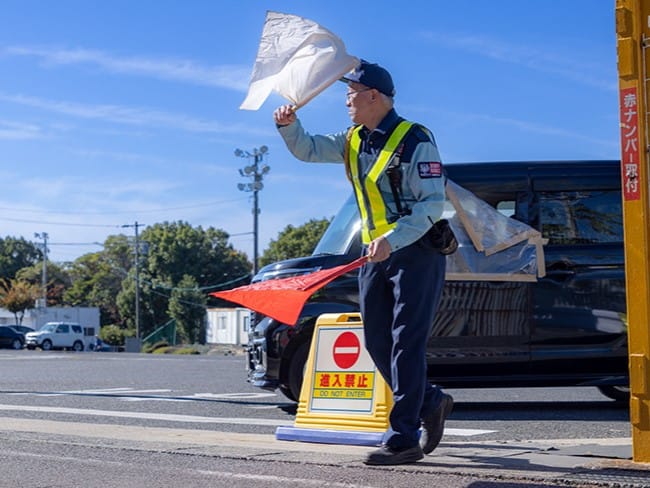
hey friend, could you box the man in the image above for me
[273,60,453,466]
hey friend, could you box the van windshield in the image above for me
[40,324,55,332]
[313,195,361,256]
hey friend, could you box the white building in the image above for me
[0,306,100,331]
[206,308,250,346]
[1,306,100,349]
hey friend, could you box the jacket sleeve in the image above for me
[384,139,446,251]
[278,120,347,163]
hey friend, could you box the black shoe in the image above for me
[420,393,453,454]
[363,444,424,465]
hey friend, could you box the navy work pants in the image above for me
[359,239,446,449]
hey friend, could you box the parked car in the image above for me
[246,160,628,402]
[92,337,113,352]
[25,322,86,351]
[0,326,25,350]
[5,324,35,335]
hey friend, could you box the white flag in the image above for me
[240,11,359,111]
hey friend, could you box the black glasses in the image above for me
[345,88,373,101]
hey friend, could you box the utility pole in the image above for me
[34,232,48,309]
[236,146,271,275]
[122,222,143,341]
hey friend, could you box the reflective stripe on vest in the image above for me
[349,120,414,244]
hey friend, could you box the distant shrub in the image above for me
[148,345,200,355]
[143,340,169,353]
[99,325,127,346]
[173,347,200,355]
[152,346,173,354]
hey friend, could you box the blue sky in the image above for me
[0,1,618,263]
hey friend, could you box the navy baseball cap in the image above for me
[341,60,395,97]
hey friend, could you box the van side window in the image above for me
[538,190,623,245]
[56,324,70,333]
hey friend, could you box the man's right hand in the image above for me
[273,105,297,126]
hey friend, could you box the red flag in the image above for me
[211,257,366,326]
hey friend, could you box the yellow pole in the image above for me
[616,0,650,463]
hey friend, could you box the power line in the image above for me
[0,194,252,229]
[48,242,104,246]
[149,288,209,310]
[139,273,250,292]
[0,196,248,217]
[0,216,120,227]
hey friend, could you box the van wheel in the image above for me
[598,385,630,402]
[286,342,310,402]
[72,341,84,352]
[41,340,52,351]
[11,339,22,350]
[278,385,298,403]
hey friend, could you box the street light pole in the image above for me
[34,232,48,308]
[253,180,260,274]
[236,146,270,275]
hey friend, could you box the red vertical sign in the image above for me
[620,87,641,201]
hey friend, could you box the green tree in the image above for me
[0,279,39,324]
[0,236,41,280]
[16,261,71,307]
[168,274,206,344]
[64,235,132,325]
[98,324,129,346]
[117,221,251,339]
[260,218,331,267]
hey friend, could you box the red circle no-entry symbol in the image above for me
[332,331,361,369]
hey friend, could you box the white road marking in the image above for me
[191,392,277,399]
[446,428,496,436]
[0,403,494,435]
[121,397,193,402]
[5,389,278,402]
[64,388,172,394]
[0,403,286,426]
[249,404,294,410]
[0,354,70,360]
[4,448,375,487]
[192,469,376,487]
[6,388,173,399]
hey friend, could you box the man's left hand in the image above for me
[367,236,391,262]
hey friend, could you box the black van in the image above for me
[246,160,628,402]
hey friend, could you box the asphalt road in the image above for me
[0,349,632,487]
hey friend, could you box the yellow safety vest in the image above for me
[348,120,414,244]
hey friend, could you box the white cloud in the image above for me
[0,91,273,137]
[1,167,249,218]
[19,174,181,205]
[0,119,43,139]
[2,45,251,91]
